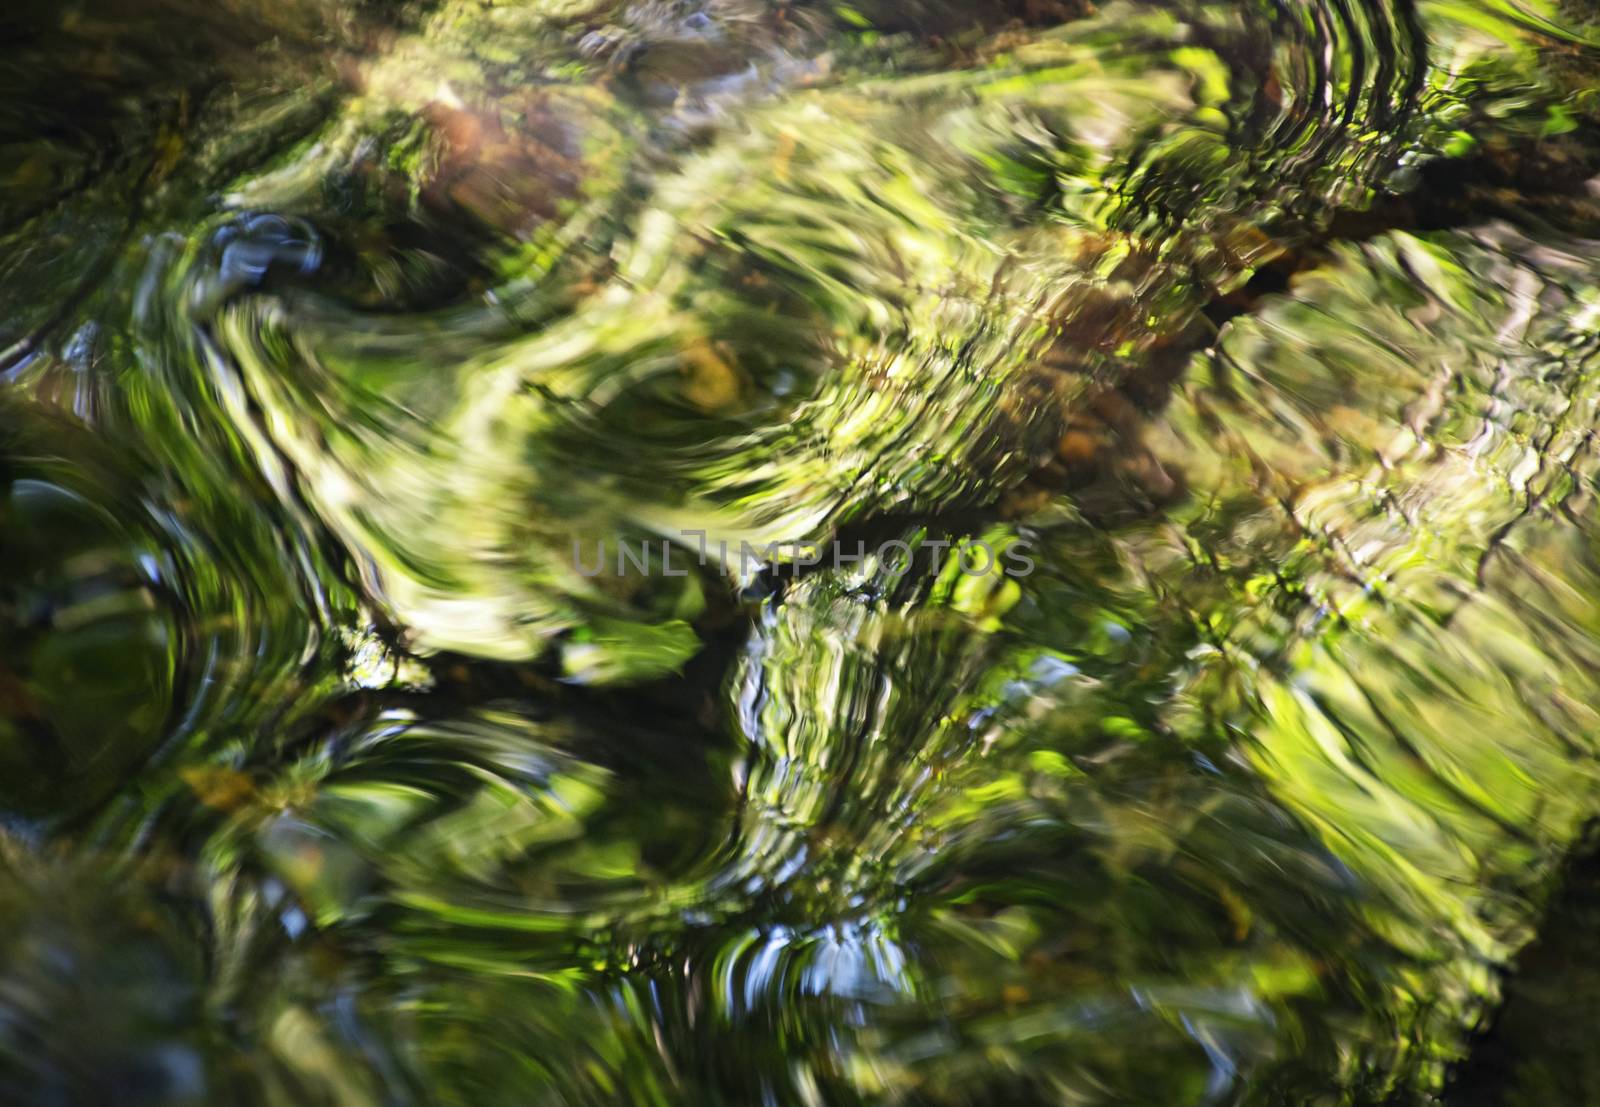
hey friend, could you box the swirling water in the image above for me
[5,1,1600,1103]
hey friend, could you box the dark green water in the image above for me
[5,1,1600,1102]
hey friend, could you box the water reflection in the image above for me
[3,0,1600,1103]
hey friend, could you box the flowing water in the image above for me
[5,1,1600,1103]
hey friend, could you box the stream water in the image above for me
[5,1,1600,1103]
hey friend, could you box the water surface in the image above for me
[4,1,1600,1103]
